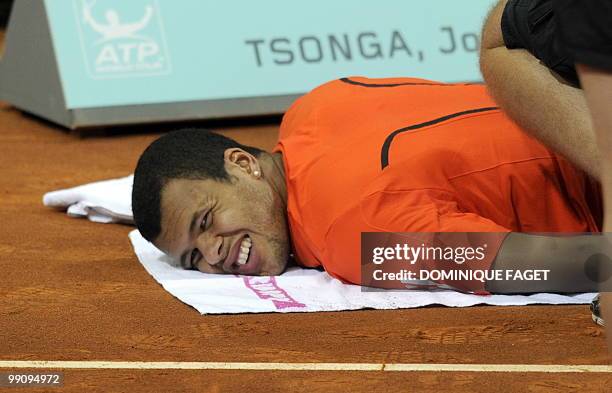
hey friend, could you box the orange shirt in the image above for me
[274,77,601,291]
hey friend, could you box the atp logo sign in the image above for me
[74,0,171,78]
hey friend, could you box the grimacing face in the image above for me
[154,148,290,276]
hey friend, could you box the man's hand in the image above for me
[487,233,608,294]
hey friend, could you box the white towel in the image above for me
[43,175,134,224]
[44,176,597,314]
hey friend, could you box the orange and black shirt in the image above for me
[274,76,601,291]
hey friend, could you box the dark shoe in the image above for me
[591,294,605,327]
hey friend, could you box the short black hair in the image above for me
[132,128,264,243]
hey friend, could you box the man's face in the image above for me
[154,151,290,276]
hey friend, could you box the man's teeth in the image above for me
[237,237,252,265]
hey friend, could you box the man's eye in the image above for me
[200,211,211,230]
[190,248,199,268]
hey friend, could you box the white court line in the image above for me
[0,361,611,373]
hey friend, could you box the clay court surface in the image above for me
[1,31,612,392]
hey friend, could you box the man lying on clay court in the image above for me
[131,75,608,296]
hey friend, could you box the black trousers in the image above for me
[0,0,14,27]
[502,0,612,86]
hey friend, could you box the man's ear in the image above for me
[224,148,261,178]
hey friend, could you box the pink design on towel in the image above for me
[243,276,306,309]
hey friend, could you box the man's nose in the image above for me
[195,233,223,266]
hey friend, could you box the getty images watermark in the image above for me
[360,232,612,293]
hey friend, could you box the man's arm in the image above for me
[480,0,600,179]
[487,233,609,293]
